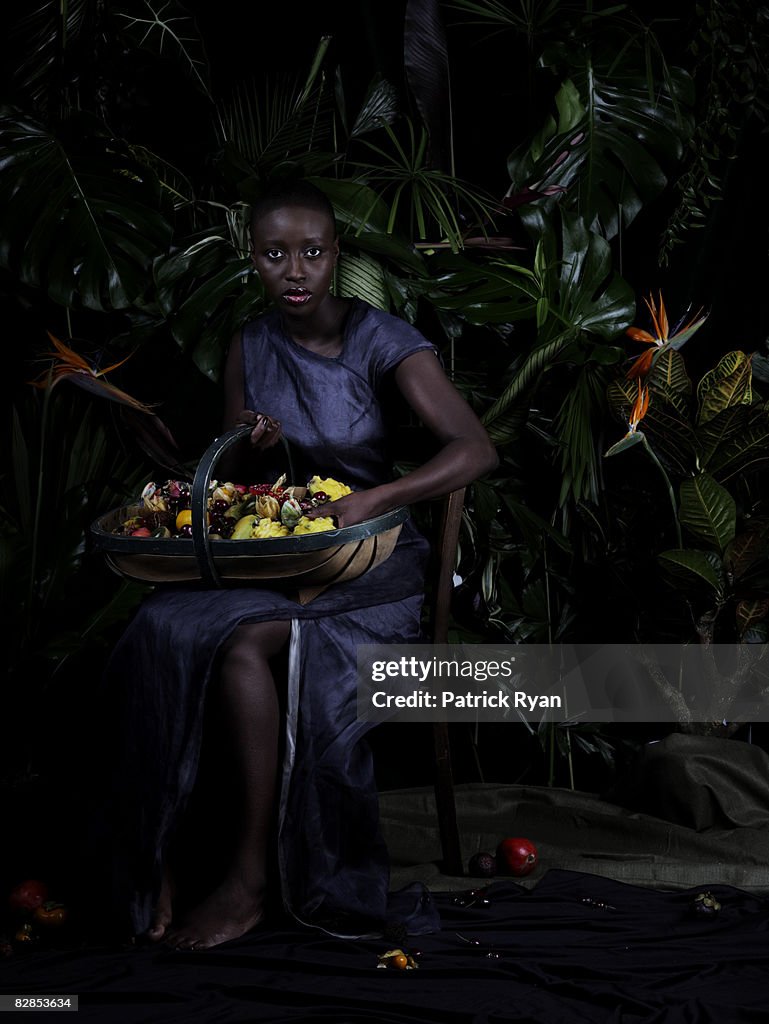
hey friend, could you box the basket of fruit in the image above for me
[90,425,408,602]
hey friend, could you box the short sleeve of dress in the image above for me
[352,303,438,393]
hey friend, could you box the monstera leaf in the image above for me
[426,252,539,326]
[481,209,634,431]
[0,108,172,311]
[154,235,261,380]
[509,65,694,239]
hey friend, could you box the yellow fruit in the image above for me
[307,476,352,501]
[252,519,290,538]
[175,509,193,530]
[293,516,336,535]
[230,514,258,539]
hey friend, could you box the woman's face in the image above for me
[251,205,339,317]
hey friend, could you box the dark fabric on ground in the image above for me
[1,871,767,1023]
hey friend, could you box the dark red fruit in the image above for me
[468,852,497,878]
[9,880,48,912]
[496,838,538,877]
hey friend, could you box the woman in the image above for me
[107,180,497,950]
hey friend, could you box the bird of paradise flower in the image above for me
[605,380,682,546]
[30,332,156,411]
[30,333,183,471]
[605,381,650,457]
[626,292,708,380]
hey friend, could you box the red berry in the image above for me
[496,838,538,877]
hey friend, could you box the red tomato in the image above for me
[496,838,538,876]
[9,880,48,912]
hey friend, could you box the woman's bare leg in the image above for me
[160,618,291,949]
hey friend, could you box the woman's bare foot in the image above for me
[145,863,174,942]
[163,874,265,950]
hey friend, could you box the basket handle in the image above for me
[191,425,296,588]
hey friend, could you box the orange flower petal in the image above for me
[643,294,663,340]
[47,332,92,372]
[626,349,655,380]
[626,327,657,344]
[657,291,669,339]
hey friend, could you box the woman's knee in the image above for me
[221,620,292,671]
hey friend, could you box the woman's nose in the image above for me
[285,255,305,280]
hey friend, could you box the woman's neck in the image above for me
[279,295,351,352]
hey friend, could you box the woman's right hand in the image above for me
[235,410,283,449]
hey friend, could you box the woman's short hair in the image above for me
[250,180,337,237]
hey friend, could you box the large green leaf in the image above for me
[705,404,769,481]
[115,0,212,98]
[698,404,756,469]
[218,42,333,170]
[509,66,694,239]
[635,405,697,477]
[678,473,736,554]
[335,252,389,311]
[552,211,635,338]
[0,108,172,310]
[427,254,539,326]
[404,0,452,171]
[154,235,260,380]
[349,75,399,139]
[725,523,769,580]
[309,178,427,275]
[8,0,91,113]
[658,549,724,595]
[647,349,692,418]
[482,210,633,430]
[696,350,752,425]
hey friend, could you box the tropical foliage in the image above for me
[2,0,768,782]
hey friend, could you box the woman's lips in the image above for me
[283,290,312,307]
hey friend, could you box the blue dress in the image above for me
[105,299,440,938]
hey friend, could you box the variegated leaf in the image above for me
[679,473,736,554]
[725,523,769,579]
[736,598,769,639]
[697,350,752,425]
[647,348,692,417]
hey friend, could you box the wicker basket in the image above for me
[90,425,408,603]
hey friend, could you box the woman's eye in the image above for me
[265,249,283,260]
[305,247,322,258]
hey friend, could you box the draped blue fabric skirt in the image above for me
[103,520,439,938]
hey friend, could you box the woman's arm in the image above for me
[317,350,498,527]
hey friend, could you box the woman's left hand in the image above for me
[305,489,384,529]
